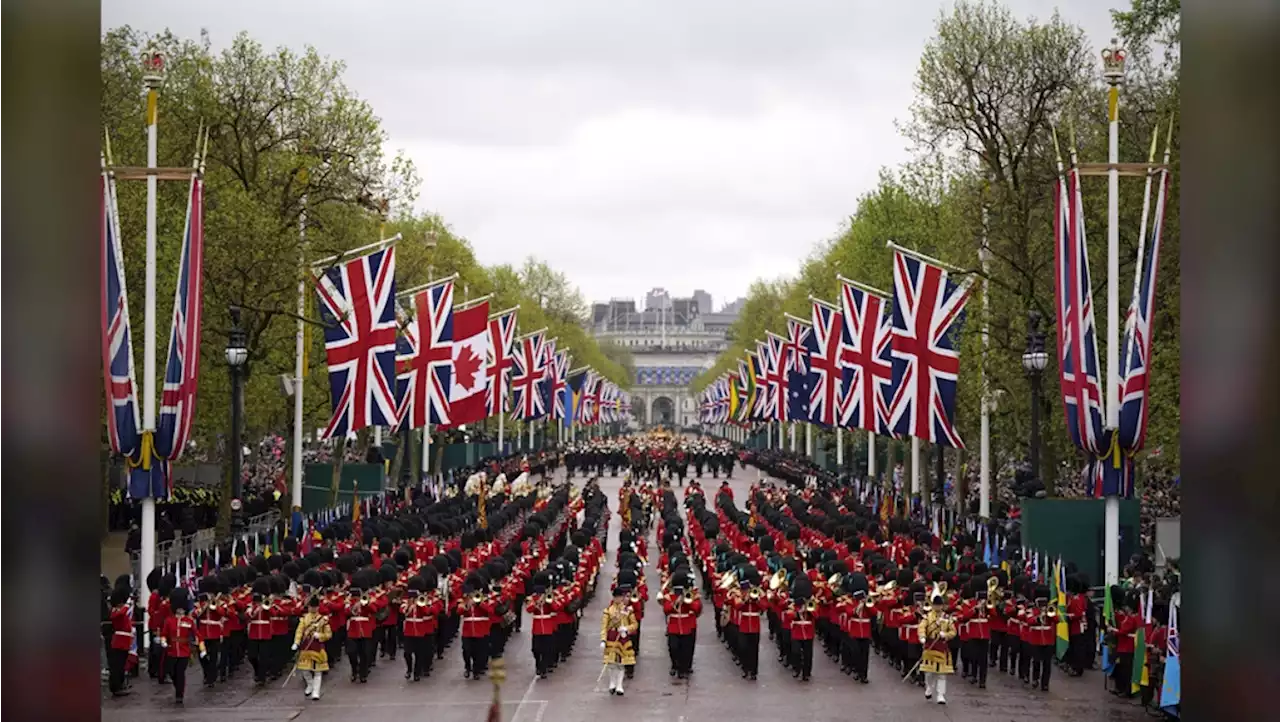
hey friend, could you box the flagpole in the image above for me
[835,426,843,468]
[979,195,992,521]
[790,422,797,453]
[1103,38,1125,587]
[911,436,921,498]
[293,193,308,512]
[805,423,812,458]
[867,430,876,481]
[138,51,165,636]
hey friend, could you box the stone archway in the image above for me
[652,396,676,426]
[631,397,648,426]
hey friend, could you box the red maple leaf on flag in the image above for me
[454,344,483,390]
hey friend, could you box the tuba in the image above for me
[718,571,739,591]
[768,569,788,591]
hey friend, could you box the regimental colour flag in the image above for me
[485,307,518,416]
[838,279,894,435]
[806,299,843,428]
[443,299,490,427]
[887,249,974,447]
[392,278,453,431]
[314,246,400,438]
[511,332,548,420]
[101,161,142,463]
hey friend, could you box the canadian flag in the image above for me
[445,300,491,427]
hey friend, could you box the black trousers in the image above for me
[1067,632,1087,674]
[327,628,346,665]
[966,639,990,684]
[200,638,223,684]
[462,636,489,675]
[790,638,814,678]
[1113,652,1134,696]
[850,637,870,680]
[1030,644,1053,689]
[167,656,189,699]
[667,633,695,675]
[532,634,556,675]
[1006,633,1022,676]
[247,639,270,683]
[149,632,166,680]
[107,648,128,694]
[904,643,922,682]
[990,630,1009,671]
[346,636,375,681]
[403,635,435,678]
[739,632,760,677]
[380,624,399,659]
[1018,640,1032,681]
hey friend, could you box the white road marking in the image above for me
[508,673,541,722]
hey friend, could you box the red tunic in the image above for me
[109,604,135,651]
[401,596,443,637]
[345,599,377,639]
[161,614,199,659]
[246,603,274,641]
[661,593,702,635]
[457,598,494,638]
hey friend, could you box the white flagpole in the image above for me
[422,426,431,488]
[498,412,505,454]
[1103,39,1125,586]
[805,423,812,458]
[293,194,307,511]
[911,436,921,497]
[835,426,843,468]
[979,200,992,521]
[867,430,876,480]
[138,55,163,637]
[789,422,797,453]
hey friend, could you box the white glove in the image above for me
[619,629,628,638]
[600,641,606,649]
[291,644,299,652]
[312,632,321,640]
[199,650,207,659]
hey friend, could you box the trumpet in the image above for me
[630,591,641,604]
[471,591,485,604]
[804,598,818,613]
[682,589,696,605]
[748,586,762,601]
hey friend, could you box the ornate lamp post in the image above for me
[226,307,249,535]
[1021,310,1049,486]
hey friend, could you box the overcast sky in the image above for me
[104,0,1117,311]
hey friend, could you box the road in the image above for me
[104,462,1151,722]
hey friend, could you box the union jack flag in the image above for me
[314,247,400,438]
[1053,164,1106,455]
[838,279,894,435]
[579,370,600,424]
[511,332,548,420]
[1118,154,1171,453]
[550,349,570,420]
[155,171,206,465]
[393,279,453,430]
[736,357,754,424]
[806,300,843,427]
[100,162,141,461]
[765,333,789,422]
[887,249,974,447]
[485,308,518,415]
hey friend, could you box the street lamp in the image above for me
[226,306,249,535]
[1021,310,1049,486]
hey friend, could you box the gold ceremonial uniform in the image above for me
[293,612,334,672]
[601,601,639,666]
[917,609,958,675]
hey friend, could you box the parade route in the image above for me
[103,462,1152,722]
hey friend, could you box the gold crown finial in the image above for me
[1101,38,1126,83]
[141,46,167,87]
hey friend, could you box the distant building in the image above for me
[589,287,742,427]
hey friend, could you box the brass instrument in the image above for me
[718,570,738,591]
[768,569,787,591]
[471,591,485,605]
[630,591,641,604]
[682,589,696,605]
[804,598,818,613]
[986,576,1001,610]
[827,572,844,589]
[748,586,762,601]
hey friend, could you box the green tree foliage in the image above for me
[101,27,627,463]
[695,0,1179,479]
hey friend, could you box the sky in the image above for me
[103,0,1118,312]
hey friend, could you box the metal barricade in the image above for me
[127,509,282,581]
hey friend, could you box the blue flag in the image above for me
[1160,603,1180,714]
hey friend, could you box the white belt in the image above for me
[532,614,556,620]
[349,616,370,622]
[113,630,134,637]
[249,620,271,626]
[406,617,433,623]
[740,612,761,616]
[670,613,691,619]
[792,620,813,626]
[462,616,489,622]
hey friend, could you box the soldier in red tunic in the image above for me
[660,570,703,679]
[106,585,136,697]
[344,583,377,683]
[401,573,443,681]
[526,571,562,678]
[159,588,202,704]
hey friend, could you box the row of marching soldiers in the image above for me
[680,477,1101,703]
[104,475,610,703]
[565,437,738,484]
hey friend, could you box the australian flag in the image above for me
[785,316,813,424]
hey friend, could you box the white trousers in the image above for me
[607,663,625,693]
[924,672,947,703]
[302,670,323,699]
